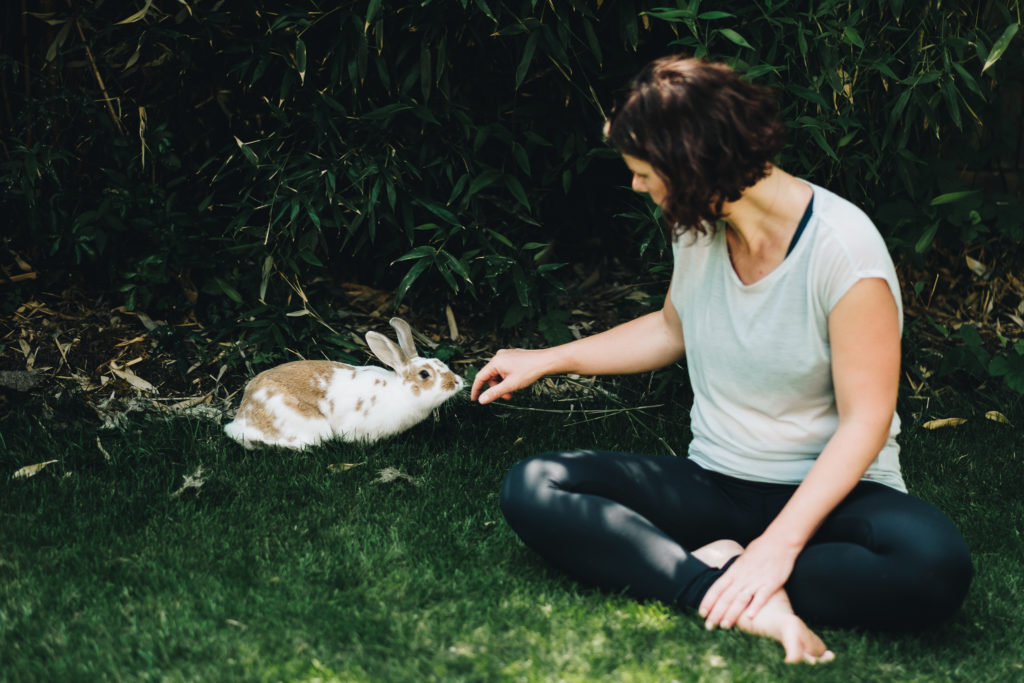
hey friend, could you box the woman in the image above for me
[470,56,972,664]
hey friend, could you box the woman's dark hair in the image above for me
[606,56,786,237]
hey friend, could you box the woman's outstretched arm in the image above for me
[471,292,685,405]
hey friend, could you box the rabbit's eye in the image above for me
[419,370,431,379]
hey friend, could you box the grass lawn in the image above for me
[1,381,1022,682]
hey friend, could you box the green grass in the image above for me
[0,385,1022,682]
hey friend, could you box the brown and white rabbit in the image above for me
[223,317,463,450]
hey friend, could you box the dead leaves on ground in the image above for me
[170,465,206,498]
[11,460,58,479]
[902,249,1024,348]
[923,417,970,430]
[922,411,1013,430]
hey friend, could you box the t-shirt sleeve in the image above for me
[816,219,903,330]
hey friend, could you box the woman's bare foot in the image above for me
[734,588,834,664]
[690,539,833,664]
[692,539,743,568]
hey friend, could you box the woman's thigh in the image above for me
[499,450,760,551]
[786,482,973,629]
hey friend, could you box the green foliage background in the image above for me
[1,1,1022,380]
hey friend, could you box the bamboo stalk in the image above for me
[21,0,31,100]
[73,18,124,135]
[0,272,39,284]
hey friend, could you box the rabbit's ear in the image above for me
[389,317,419,359]
[366,331,406,370]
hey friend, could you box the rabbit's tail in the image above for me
[223,418,265,449]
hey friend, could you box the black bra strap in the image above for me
[786,193,814,257]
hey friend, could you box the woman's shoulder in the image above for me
[672,223,720,254]
[806,183,890,262]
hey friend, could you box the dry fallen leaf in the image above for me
[965,255,991,279]
[923,417,968,430]
[111,367,158,393]
[12,460,58,479]
[327,462,365,473]
[372,467,419,486]
[96,435,113,463]
[171,465,206,498]
[985,410,1012,425]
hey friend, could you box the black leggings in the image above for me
[500,450,973,630]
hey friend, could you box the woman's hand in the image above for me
[698,535,801,630]
[471,348,558,405]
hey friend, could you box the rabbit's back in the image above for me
[225,360,390,449]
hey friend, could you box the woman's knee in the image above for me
[906,528,973,623]
[499,452,566,523]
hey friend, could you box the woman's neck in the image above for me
[724,167,811,253]
[721,167,813,284]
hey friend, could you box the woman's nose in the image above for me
[631,175,645,193]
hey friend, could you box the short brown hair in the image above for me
[606,56,785,237]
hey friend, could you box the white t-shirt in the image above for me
[669,181,906,492]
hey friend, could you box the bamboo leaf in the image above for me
[982,23,1019,73]
[467,170,501,199]
[365,0,383,32]
[45,21,72,63]
[941,79,962,129]
[790,85,829,109]
[718,28,753,50]
[504,175,531,210]
[511,143,531,177]
[473,0,496,21]
[214,277,243,304]
[516,32,540,89]
[842,26,865,49]
[487,229,516,250]
[929,190,980,206]
[234,136,259,166]
[914,223,939,254]
[951,61,984,97]
[295,39,307,85]
[116,0,156,25]
[393,245,436,263]
[439,250,472,284]
[583,19,602,66]
[512,265,529,307]
[395,257,432,305]
[808,128,838,160]
[361,103,414,120]
[413,199,460,226]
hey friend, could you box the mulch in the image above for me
[0,255,663,424]
[1,245,1021,424]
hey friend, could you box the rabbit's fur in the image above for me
[224,317,463,450]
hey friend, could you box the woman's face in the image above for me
[622,154,668,208]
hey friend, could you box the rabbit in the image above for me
[223,317,463,450]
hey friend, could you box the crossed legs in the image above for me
[499,450,972,659]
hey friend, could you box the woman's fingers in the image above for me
[471,361,511,403]
[704,585,756,630]
[718,588,757,629]
[700,569,773,630]
[472,348,551,404]
[476,373,515,404]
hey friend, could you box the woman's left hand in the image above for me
[698,536,801,630]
